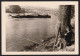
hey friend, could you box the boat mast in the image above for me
[18,10,20,16]
[24,8,25,16]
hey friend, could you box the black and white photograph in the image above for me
[1,1,78,55]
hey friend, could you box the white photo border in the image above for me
[1,1,79,55]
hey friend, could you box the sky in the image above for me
[5,2,60,9]
[19,2,59,9]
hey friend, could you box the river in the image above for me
[6,13,59,51]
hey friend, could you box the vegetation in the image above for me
[6,5,21,13]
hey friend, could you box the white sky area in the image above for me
[19,2,59,9]
[5,2,60,9]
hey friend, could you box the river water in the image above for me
[6,13,59,51]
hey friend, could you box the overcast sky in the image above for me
[5,2,60,9]
[19,2,59,9]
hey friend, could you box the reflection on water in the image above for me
[6,13,59,51]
